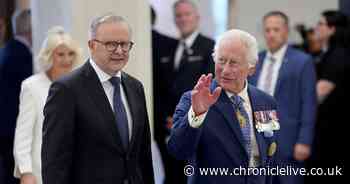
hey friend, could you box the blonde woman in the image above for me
[13,26,83,184]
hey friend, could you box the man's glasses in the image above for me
[93,39,134,52]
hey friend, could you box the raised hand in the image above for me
[191,74,222,116]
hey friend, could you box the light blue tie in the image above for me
[110,77,129,150]
[231,95,251,157]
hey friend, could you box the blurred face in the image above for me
[263,15,289,53]
[51,44,76,72]
[306,31,322,53]
[88,22,131,76]
[315,16,335,45]
[215,39,255,94]
[174,2,199,38]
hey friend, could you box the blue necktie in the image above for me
[110,77,129,150]
[231,95,251,157]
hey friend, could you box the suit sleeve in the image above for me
[138,83,155,184]
[297,57,317,145]
[42,82,75,184]
[13,81,37,177]
[167,91,203,160]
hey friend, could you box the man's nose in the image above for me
[114,45,124,54]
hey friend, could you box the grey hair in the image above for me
[89,13,132,39]
[213,29,258,67]
[173,0,199,13]
[12,9,31,35]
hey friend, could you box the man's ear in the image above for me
[88,40,94,50]
[248,65,256,76]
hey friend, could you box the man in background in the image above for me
[249,11,317,184]
[159,1,215,183]
[0,9,32,184]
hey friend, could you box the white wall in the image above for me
[233,0,338,50]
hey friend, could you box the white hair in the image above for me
[89,13,132,40]
[37,26,83,70]
[213,29,258,67]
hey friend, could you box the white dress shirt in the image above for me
[188,82,260,167]
[13,72,52,184]
[174,30,199,69]
[89,59,133,140]
[257,44,287,96]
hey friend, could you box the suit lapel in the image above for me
[120,73,141,153]
[252,52,266,85]
[274,46,291,96]
[82,62,125,154]
[211,81,247,155]
[247,85,268,165]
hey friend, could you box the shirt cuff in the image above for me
[187,106,208,128]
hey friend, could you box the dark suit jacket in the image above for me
[160,34,215,118]
[0,38,32,138]
[42,62,154,184]
[249,46,317,160]
[167,80,278,184]
[152,30,178,141]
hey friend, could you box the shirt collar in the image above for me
[15,35,31,52]
[181,30,199,48]
[89,58,121,83]
[225,80,249,103]
[267,44,288,62]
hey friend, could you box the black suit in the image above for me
[42,61,154,184]
[151,30,179,184]
[0,38,32,184]
[152,30,177,147]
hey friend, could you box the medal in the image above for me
[268,142,277,157]
[236,111,246,128]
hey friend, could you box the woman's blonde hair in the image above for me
[37,26,83,70]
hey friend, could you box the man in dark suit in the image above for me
[0,9,32,184]
[249,11,317,184]
[162,0,215,125]
[151,6,179,184]
[168,29,279,184]
[41,14,154,184]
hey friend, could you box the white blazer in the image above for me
[13,72,51,184]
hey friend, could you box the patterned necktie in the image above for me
[262,56,276,96]
[231,95,251,157]
[109,77,129,150]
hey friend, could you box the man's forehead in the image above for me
[96,22,130,39]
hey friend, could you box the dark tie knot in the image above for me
[231,95,244,108]
[269,56,276,62]
[109,77,121,87]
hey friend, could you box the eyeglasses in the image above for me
[93,39,134,52]
[215,57,245,68]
